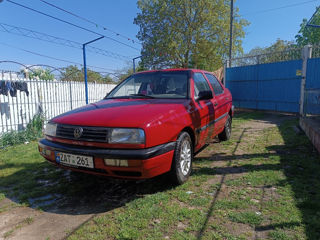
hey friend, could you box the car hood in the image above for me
[51,98,191,128]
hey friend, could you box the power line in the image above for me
[0,42,118,72]
[0,22,129,61]
[241,0,319,16]
[307,6,320,26]
[39,0,141,45]
[6,0,140,51]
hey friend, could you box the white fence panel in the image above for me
[0,78,116,134]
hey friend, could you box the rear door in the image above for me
[204,73,229,136]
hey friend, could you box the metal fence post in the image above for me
[223,61,228,87]
[82,36,104,105]
[226,59,231,68]
[0,71,4,133]
[133,58,136,73]
[132,56,142,73]
[299,45,313,116]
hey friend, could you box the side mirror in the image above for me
[197,90,213,101]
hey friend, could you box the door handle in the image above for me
[225,97,229,100]
[214,102,218,107]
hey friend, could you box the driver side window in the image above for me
[193,73,211,99]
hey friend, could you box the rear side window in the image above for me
[193,72,211,99]
[205,73,224,95]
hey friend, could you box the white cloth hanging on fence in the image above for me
[0,102,10,119]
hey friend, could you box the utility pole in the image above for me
[82,36,104,104]
[229,0,234,67]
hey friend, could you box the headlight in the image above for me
[109,128,145,144]
[44,123,57,137]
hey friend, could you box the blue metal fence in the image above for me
[226,60,302,113]
[305,58,320,115]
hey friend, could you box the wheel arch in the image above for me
[180,127,195,150]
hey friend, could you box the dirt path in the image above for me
[0,113,296,240]
[0,198,93,240]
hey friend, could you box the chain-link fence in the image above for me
[230,45,320,68]
[230,47,303,67]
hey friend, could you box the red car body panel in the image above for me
[38,69,233,180]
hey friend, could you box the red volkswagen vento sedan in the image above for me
[38,69,234,184]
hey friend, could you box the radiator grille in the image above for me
[56,125,109,142]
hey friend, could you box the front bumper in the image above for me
[38,139,176,179]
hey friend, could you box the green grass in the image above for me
[0,141,119,210]
[228,211,263,226]
[1,111,320,239]
[268,230,292,240]
[0,142,64,206]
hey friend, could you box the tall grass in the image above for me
[0,114,44,148]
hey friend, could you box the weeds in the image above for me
[0,113,44,148]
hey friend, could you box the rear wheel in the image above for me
[218,115,232,141]
[170,132,193,184]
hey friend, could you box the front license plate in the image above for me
[55,152,94,169]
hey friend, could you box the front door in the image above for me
[191,72,214,148]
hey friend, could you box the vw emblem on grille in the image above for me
[74,127,83,139]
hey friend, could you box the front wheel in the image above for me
[170,132,193,185]
[218,115,232,141]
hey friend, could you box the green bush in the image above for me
[0,114,44,148]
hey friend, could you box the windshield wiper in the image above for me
[129,94,155,99]
[105,96,131,99]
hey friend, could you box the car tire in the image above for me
[218,114,232,141]
[170,131,193,185]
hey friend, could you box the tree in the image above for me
[134,0,248,71]
[27,68,55,81]
[116,66,134,82]
[296,7,320,46]
[60,65,116,83]
[60,65,82,82]
[112,61,147,82]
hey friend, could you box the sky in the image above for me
[0,0,319,75]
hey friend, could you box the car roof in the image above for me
[134,68,213,75]
[133,69,220,81]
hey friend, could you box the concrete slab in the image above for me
[300,116,320,154]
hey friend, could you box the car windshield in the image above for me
[106,71,189,99]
